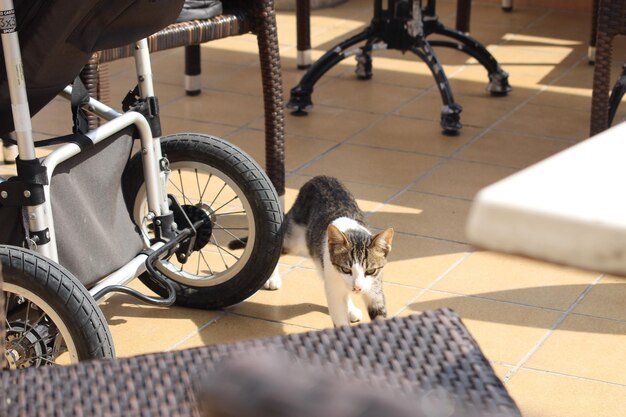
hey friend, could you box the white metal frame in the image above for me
[0,0,171,297]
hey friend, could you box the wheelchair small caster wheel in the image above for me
[488,71,512,96]
[440,104,463,136]
[355,53,373,80]
[287,86,313,116]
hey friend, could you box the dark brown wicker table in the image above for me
[1,309,521,417]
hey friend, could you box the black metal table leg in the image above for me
[410,40,463,135]
[287,27,375,114]
[429,25,511,96]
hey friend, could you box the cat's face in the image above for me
[327,225,394,293]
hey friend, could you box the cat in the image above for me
[232,175,394,327]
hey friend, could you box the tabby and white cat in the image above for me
[266,175,394,327]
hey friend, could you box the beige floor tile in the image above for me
[228,267,422,329]
[226,129,336,172]
[455,129,572,168]
[382,233,470,288]
[160,90,263,126]
[300,144,441,188]
[348,116,480,157]
[313,77,424,114]
[433,251,599,310]
[174,314,308,350]
[449,68,541,102]
[159,115,237,138]
[397,90,520,129]
[525,314,626,385]
[250,107,384,143]
[100,291,220,357]
[368,191,472,243]
[412,159,517,200]
[506,369,626,417]
[573,275,626,322]
[499,103,590,141]
[404,290,561,364]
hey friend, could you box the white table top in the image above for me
[466,122,626,276]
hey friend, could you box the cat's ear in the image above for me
[371,228,394,256]
[327,224,349,252]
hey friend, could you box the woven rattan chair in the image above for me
[1,266,521,417]
[590,0,626,136]
[81,0,286,198]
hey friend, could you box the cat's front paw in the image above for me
[348,307,363,323]
[263,270,282,290]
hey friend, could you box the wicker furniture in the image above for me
[81,0,286,197]
[1,260,522,417]
[590,0,626,135]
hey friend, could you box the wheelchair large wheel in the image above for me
[124,133,283,309]
[1,245,115,368]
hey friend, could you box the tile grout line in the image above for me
[490,360,626,389]
[395,251,474,317]
[521,366,626,389]
[502,273,605,383]
[226,310,321,332]
[165,311,227,352]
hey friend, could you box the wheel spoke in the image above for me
[23,301,31,330]
[211,195,240,214]
[168,177,185,196]
[178,169,192,205]
[209,183,228,207]
[212,223,249,242]
[211,235,241,265]
[11,312,48,346]
[199,251,214,275]
[215,210,247,217]
[199,173,213,203]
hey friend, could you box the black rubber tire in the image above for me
[123,133,283,309]
[1,245,115,365]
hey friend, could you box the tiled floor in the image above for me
[3,1,626,416]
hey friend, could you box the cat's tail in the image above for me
[227,237,248,250]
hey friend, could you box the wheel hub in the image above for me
[5,321,53,368]
[181,204,213,251]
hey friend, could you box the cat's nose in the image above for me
[352,285,362,293]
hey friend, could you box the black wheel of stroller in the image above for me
[124,133,283,309]
[1,245,115,368]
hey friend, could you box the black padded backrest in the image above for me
[0,0,184,134]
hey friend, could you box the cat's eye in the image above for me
[366,268,380,276]
[339,266,352,274]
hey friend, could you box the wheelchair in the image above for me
[0,0,283,367]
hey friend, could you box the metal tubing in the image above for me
[1,0,55,258]
[0,0,35,161]
[133,39,155,98]
[60,86,122,121]
[89,241,165,299]
[133,39,170,217]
